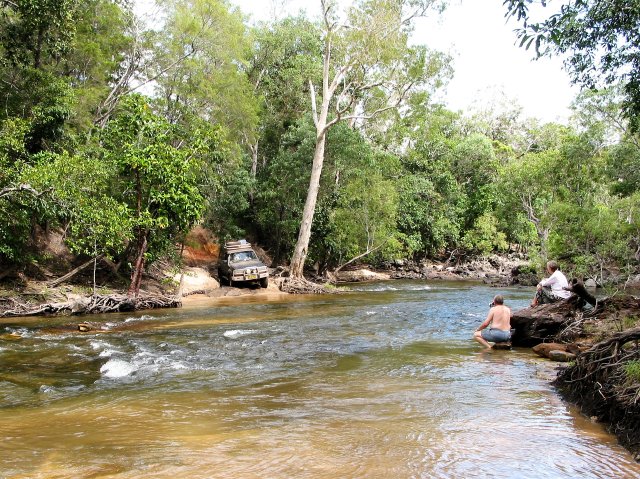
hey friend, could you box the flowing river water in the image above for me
[1,280,640,478]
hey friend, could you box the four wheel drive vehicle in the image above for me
[217,240,269,288]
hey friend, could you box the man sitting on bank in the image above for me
[531,260,571,306]
[473,294,512,349]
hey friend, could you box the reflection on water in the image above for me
[1,281,639,478]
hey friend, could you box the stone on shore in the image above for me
[334,269,391,282]
[532,342,579,358]
[172,267,220,295]
[548,350,577,362]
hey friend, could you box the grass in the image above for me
[623,360,640,383]
[623,315,640,329]
[584,315,640,342]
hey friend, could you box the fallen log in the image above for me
[0,293,181,318]
[47,254,105,287]
[279,277,334,294]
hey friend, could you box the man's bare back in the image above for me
[473,295,512,349]
[487,304,511,331]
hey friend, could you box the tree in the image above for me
[571,87,640,197]
[312,123,403,271]
[64,0,135,133]
[397,132,464,257]
[504,0,640,129]
[0,0,77,70]
[19,151,134,262]
[247,16,322,184]
[449,133,500,230]
[102,95,204,296]
[500,149,561,261]
[289,0,448,278]
[153,0,258,144]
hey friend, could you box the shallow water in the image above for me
[1,281,639,478]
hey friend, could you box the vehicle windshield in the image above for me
[230,251,258,262]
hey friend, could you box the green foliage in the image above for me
[0,196,36,262]
[154,0,258,144]
[64,0,135,133]
[102,94,205,261]
[607,141,640,197]
[450,133,500,229]
[22,151,134,258]
[253,117,317,263]
[249,16,323,164]
[0,118,49,262]
[319,137,403,266]
[396,173,462,257]
[187,120,250,240]
[623,360,640,384]
[0,0,78,69]
[0,119,30,175]
[0,68,74,153]
[462,213,508,255]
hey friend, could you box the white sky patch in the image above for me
[415,0,579,123]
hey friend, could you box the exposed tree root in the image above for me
[0,293,181,318]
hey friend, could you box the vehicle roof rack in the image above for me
[225,239,254,252]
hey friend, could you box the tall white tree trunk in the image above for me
[290,130,327,277]
[287,0,437,279]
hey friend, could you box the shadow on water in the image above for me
[1,280,639,478]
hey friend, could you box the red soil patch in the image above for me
[182,226,220,267]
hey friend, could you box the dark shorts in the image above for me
[481,328,511,343]
[535,287,562,305]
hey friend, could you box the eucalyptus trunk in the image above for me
[289,131,327,277]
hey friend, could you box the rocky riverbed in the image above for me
[332,253,536,286]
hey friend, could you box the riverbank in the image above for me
[329,253,535,286]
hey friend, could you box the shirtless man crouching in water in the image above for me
[473,294,512,349]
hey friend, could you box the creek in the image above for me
[1,280,639,478]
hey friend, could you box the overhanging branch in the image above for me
[0,184,52,200]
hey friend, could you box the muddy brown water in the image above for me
[1,281,639,478]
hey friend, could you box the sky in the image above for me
[135,0,580,124]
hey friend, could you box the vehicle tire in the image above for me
[260,277,268,288]
[218,270,228,286]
